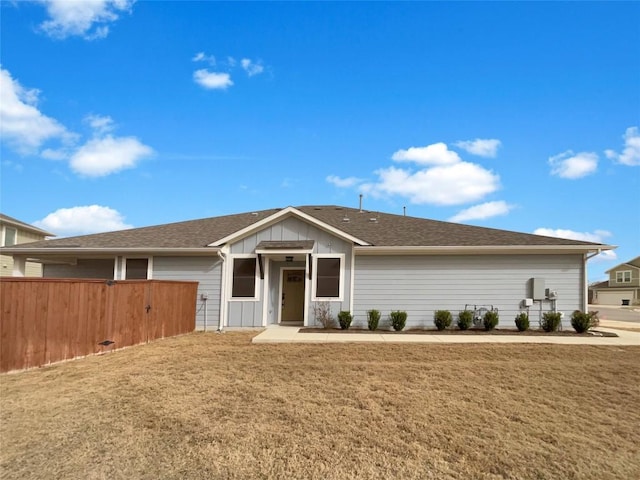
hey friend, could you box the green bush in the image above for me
[571,310,597,333]
[367,309,381,331]
[457,310,473,330]
[483,310,499,331]
[515,312,529,332]
[337,311,353,330]
[434,310,452,331]
[389,310,407,331]
[541,312,562,332]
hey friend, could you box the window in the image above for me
[125,258,149,279]
[315,257,341,298]
[3,227,17,247]
[616,271,632,283]
[232,257,257,298]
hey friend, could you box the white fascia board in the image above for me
[605,262,640,274]
[0,218,55,237]
[354,244,616,255]
[209,206,370,247]
[0,247,220,256]
[255,248,314,255]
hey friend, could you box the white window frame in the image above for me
[312,253,345,301]
[228,254,260,301]
[616,270,632,283]
[2,226,17,247]
[123,257,153,280]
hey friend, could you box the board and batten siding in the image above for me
[352,254,584,329]
[227,216,353,327]
[153,256,221,331]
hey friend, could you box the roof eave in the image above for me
[354,244,615,255]
[0,247,220,256]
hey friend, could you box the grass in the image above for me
[1,332,639,480]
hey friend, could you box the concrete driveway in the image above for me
[589,304,640,324]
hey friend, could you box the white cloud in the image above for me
[605,126,640,166]
[69,135,153,176]
[548,150,598,179]
[533,228,612,243]
[37,0,134,40]
[363,162,500,206]
[326,175,362,188]
[193,69,233,90]
[0,67,71,154]
[534,228,616,262]
[391,142,461,165]
[241,58,264,77]
[84,114,115,135]
[448,201,514,223]
[454,138,502,158]
[192,52,216,65]
[34,205,133,236]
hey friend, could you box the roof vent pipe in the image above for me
[359,194,363,212]
[403,206,406,216]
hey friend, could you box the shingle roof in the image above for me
[2,205,605,250]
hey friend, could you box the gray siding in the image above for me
[153,256,221,331]
[227,216,354,327]
[44,259,114,279]
[353,254,584,329]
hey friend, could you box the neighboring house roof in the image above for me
[0,205,612,254]
[588,281,609,290]
[0,214,55,237]
[605,256,640,273]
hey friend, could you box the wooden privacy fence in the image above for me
[0,278,198,373]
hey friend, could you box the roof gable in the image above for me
[210,206,369,247]
[605,256,640,273]
[0,213,55,237]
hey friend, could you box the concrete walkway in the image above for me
[252,325,640,346]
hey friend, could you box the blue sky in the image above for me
[1,1,638,281]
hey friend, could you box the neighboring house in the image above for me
[589,256,640,306]
[1,205,613,329]
[0,214,55,277]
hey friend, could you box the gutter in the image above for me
[353,244,616,255]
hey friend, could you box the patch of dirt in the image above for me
[299,327,619,337]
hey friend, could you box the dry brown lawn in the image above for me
[1,332,639,480]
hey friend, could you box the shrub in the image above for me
[541,312,562,332]
[389,310,407,331]
[313,301,335,329]
[434,310,452,331]
[367,309,381,331]
[571,310,598,333]
[515,312,529,332]
[457,310,473,330]
[337,311,353,330]
[483,310,499,331]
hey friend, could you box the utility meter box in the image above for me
[529,277,545,300]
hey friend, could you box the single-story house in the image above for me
[1,205,614,329]
[589,256,640,306]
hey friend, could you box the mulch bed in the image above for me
[299,327,618,337]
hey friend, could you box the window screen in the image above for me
[232,258,257,297]
[316,257,340,297]
[125,258,149,279]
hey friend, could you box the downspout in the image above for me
[584,249,602,312]
[217,251,227,332]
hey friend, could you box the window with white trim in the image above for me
[3,227,17,247]
[313,255,344,300]
[125,258,150,279]
[232,257,258,298]
[616,270,632,283]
